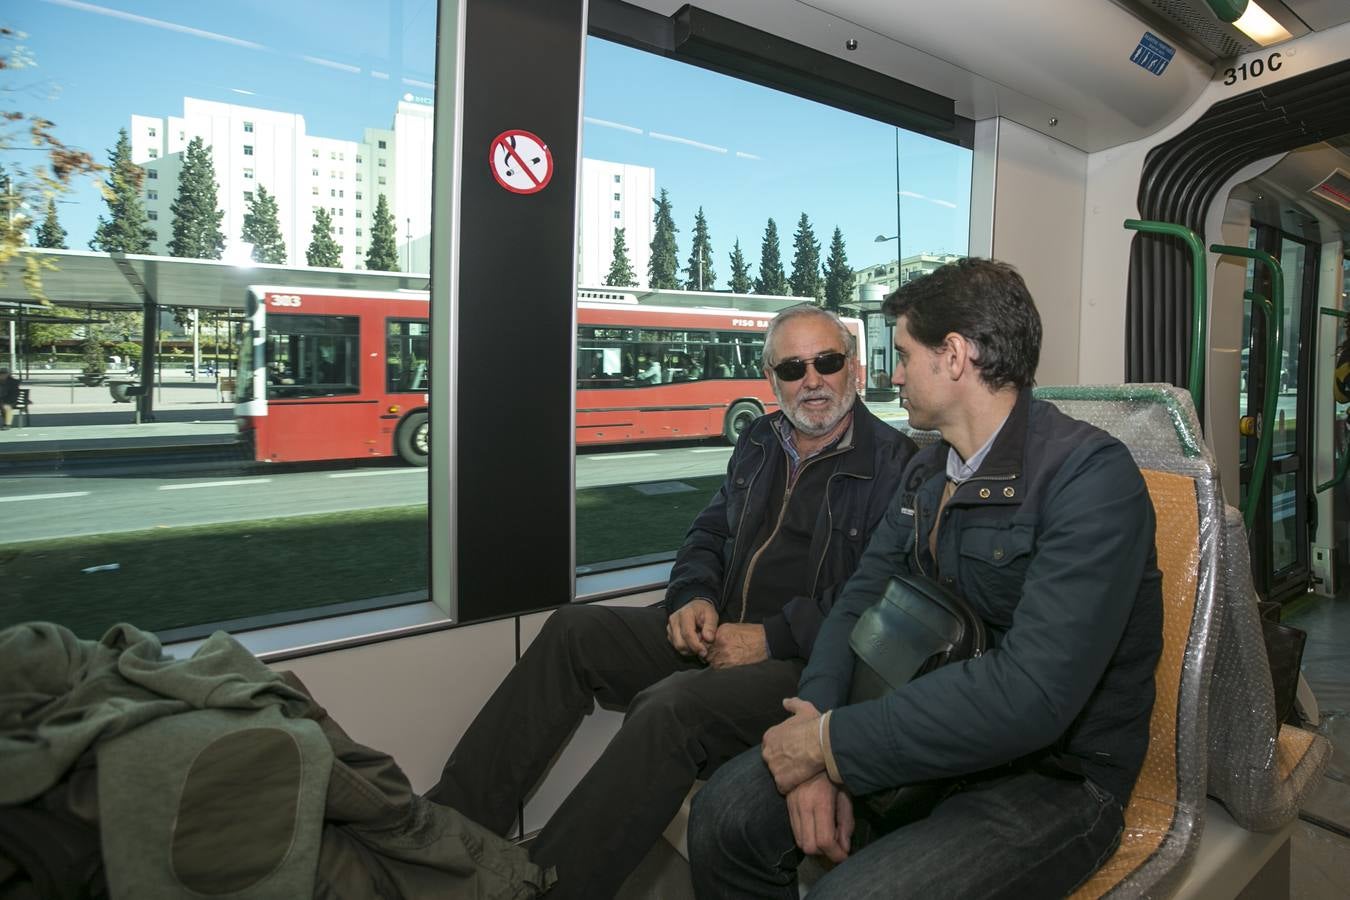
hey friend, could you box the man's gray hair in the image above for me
[762,304,856,366]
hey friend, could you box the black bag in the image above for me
[846,574,988,830]
[1257,600,1307,726]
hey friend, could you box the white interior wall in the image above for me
[269,591,664,825]
[274,618,516,793]
[987,119,1086,387]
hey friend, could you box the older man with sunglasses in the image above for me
[427,304,915,898]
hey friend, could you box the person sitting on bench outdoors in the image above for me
[425,304,916,899]
[0,367,20,430]
[688,258,1164,899]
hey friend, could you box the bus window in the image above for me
[387,319,431,393]
[265,314,359,398]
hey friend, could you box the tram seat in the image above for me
[658,385,1329,899]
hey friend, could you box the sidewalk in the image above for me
[2,372,238,460]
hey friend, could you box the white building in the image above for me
[131,95,433,273]
[851,252,963,393]
[578,159,655,289]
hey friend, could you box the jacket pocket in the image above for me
[956,523,1034,628]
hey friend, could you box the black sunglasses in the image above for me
[769,351,848,382]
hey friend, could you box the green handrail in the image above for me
[1210,245,1283,529]
[1317,306,1350,493]
[1318,442,1350,493]
[1124,220,1208,414]
[1241,290,1279,528]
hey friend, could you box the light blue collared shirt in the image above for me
[945,413,1010,484]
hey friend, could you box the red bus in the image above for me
[235,285,864,465]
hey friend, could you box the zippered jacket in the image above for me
[664,402,915,661]
[800,389,1164,807]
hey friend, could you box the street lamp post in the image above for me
[405,218,412,272]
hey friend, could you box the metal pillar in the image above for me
[138,293,157,423]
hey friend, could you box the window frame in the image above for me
[148,0,977,658]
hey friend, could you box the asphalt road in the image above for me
[0,443,737,543]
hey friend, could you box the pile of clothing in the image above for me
[0,622,553,899]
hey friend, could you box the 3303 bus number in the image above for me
[1223,52,1281,85]
[269,295,302,307]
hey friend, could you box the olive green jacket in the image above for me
[0,622,553,899]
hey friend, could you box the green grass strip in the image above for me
[1,476,724,639]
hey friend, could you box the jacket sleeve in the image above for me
[662,435,746,616]
[762,433,915,661]
[825,441,1156,796]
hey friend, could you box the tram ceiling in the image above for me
[0,248,428,311]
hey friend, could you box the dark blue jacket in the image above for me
[801,389,1163,806]
[664,403,915,661]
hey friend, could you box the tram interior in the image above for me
[2,0,1350,896]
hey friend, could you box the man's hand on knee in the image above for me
[786,773,853,863]
[762,697,825,793]
[667,598,719,659]
[705,622,768,669]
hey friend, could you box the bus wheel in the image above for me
[396,412,429,466]
[723,402,760,445]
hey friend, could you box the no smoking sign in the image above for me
[489,129,553,195]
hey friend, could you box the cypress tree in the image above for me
[0,168,23,247]
[168,136,225,259]
[90,129,155,253]
[822,227,852,312]
[604,227,638,287]
[36,198,68,249]
[789,212,822,301]
[683,206,716,291]
[753,218,787,295]
[366,193,400,271]
[241,184,286,264]
[647,188,679,289]
[728,239,752,294]
[307,207,342,267]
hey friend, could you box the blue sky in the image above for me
[5,1,970,280]
[582,39,972,278]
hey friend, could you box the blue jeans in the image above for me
[689,747,1123,899]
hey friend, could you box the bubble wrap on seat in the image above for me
[1037,385,1219,898]
[1036,386,1329,856]
[1206,506,1331,831]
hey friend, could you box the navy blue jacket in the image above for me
[664,403,915,661]
[801,389,1163,806]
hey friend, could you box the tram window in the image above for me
[574,34,971,573]
[0,0,438,640]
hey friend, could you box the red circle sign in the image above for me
[489,129,554,195]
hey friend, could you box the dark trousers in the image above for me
[425,603,804,900]
[688,747,1124,900]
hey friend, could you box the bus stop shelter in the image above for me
[0,248,427,422]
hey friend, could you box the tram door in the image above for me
[1239,225,1321,601]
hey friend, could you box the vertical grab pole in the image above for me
[1209,245,1283,530]
[1124,219,1208,415]
[1240,291,1278,530]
